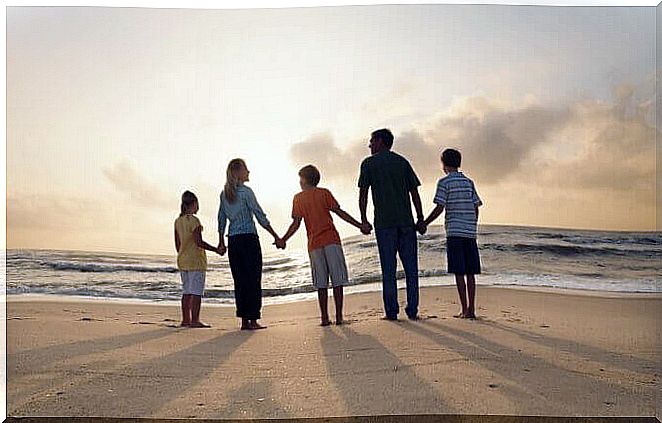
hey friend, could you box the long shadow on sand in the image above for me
[10,330,253,418]
[223,376,293,419]
[400,320,656,415]
[9,328,176,377]
[321,325,451,416]
[475,319,658,375]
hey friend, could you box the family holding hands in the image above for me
[174,128,483,331]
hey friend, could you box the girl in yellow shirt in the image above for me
[174,191,219,328]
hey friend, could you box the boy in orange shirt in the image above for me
[279,165,371,326]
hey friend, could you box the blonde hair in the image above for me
[180,191,198,216]
[223,158,246,203]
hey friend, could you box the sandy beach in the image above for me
[7,286,661,419]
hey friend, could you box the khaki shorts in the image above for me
[309,244,349,289]
[180,271,206,296]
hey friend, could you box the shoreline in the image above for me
[6,283,662,308]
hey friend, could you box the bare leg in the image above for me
[466,274,476,318]
[333,286,344,325]
[318,289,331,326]
[454,274,468,317]
[181,294,192,326]
[189,295,210,327]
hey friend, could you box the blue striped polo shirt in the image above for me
[434,171,482,238]
[218,184,270,237]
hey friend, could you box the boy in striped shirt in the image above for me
[421,148,483,319]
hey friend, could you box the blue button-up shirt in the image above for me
[218,184,270,237]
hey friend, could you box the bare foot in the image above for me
[189,322,211,328]
[249,321,267,330]
[464,312,476,320]
[180,321,191,327]
[320,320,331,327]
[453,312,466,319]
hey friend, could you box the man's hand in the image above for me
[416,220,427,235]
[360,222,373,235]
[217,245,227,256]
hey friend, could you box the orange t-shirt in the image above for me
[292,187,342,252]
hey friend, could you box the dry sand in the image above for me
[6,286,661,419]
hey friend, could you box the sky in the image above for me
[6,4,658,255]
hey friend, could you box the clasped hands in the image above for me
[416,219,427,235]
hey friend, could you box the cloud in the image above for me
[102,160,173,209]
[7,193,108,231]
[289,83,655,195]
[288,100,574,186]
[289,133,367,183]
[6,190,177,253]
[288,81,656,230]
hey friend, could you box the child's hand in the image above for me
[416,220,427,235]
[274,238,286,249]
[360,222,373,235]
[217,245,227,256]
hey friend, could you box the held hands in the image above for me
[416,219,428,235]
[273,237,286,250]
[217,244,227,256]
[360,221,373,235]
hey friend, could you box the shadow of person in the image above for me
[399,319,656,415]
[474,318,657,375]
[9,327,175,376]
[10,330,253,417]
[320,324,450,416]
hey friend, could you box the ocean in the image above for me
[6,225,661,304]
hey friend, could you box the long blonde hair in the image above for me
[223,158,246,204]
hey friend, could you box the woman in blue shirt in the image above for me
[218,158,282,330]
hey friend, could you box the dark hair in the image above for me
[299,165,321,187]
[441,148,462,168]
[180,190,198,216]
[371,128,394,149]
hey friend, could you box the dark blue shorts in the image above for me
[446,237,481,275]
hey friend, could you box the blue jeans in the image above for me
[375,226,419,318]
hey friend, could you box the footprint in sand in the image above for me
[79,317,103,322]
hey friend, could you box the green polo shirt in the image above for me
[358,150,421,229]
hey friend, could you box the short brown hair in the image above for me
[299,165,321,186]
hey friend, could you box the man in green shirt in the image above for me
[358,128,425,320]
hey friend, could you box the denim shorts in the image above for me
[446,237,481,275]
